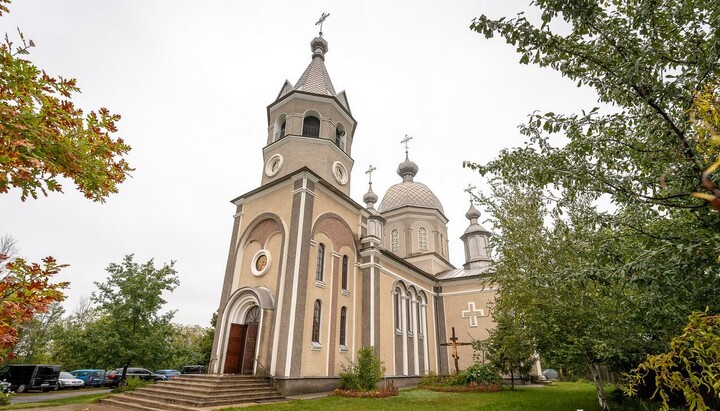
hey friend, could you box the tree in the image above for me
[11,301,64,363]
[0,255,68,362]
[627,310,720,411]
[91,255,179,380]
[482,311,536,390]
[467,3,720,409]
[166,323,212,369]
[0,1,132,202]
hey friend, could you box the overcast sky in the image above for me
[1,1,599,326]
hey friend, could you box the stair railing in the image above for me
[253,358,277,389]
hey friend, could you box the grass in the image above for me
[218,382,608,411]
[0,392,108,410]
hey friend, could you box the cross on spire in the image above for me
[401,134,413,156]
[464,183,477,203]
[315,12,330,36]
[365,164,377,184]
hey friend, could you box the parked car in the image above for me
[180,365,206,374]
[69,369,106,388]
[57,372,84,390]
[104,368,165,387]
[0,364,60,393]
[155,369,180,380]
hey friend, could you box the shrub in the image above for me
[0,391,13,406]
[460,363,503,386]
[111,376,154,393]
[339,346,385,391]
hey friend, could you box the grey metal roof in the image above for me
[378,181,445,214]
[436,265,492,280]
[294,56,336,96]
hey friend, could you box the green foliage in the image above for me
[626,310,720,411]
[0,391,11,406]
[10,302,64,363]
[165,323,213,369]
[110,376,152,393]
[0,2,132,202]
[339,346,385,391]
[459,363,502,386]
[467,2,720,410]
[480,311,536,390]
[87,254,179,369]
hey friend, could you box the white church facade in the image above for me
[209,32,520,395]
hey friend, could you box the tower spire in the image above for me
[363,164,379,209]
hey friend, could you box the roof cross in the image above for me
[315,12,330,36]
[401,134,413,155]
[464,183,477,203]
[365,164,377,184]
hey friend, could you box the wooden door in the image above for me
[241,322,258,375]
[223,323,246,374]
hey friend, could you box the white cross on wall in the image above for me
[461,301,485,327]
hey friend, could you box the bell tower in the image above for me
[261,31,357,195]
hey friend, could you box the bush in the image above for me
[339,346,385,391]
[460,363,503,386]
[0,391,13,406]
[111,376,154,393]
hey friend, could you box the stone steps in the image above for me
[100,375,285,410]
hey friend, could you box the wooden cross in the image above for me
[400,134,413,154]
[365,164,377,184]
[439,326,473,374]
[315,12,330,36]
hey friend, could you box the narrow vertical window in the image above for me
[394,287,401,330]
[312,300,321,343]
[339,306,347,346]
[440,233,444,255]
[391,229,399,252]
[418,227,428,251]
[279,120,286,139]
[341,255,349,290]
[316,243,325,282]
[335,124,345,149]
[406,295,413,333]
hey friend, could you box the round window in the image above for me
[251,250,271,276]
[265,154,284,177]
[333,161,349,185]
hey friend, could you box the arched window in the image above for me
[394,286,402,331]
[302,116,320,137]
[391,229,399,253]
[440,233,444,256]
[339,306,347,346]
[341,255,349,291]
[418,227,428,251]
[316,243,325,282]
[335,124,345,150]
[279,121,286,139]
[312,300,321,343]
[406,293,413,334]
[274,114,287,141]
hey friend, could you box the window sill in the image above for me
[311,342,322,350]
[339,345,348,352]
[315,280,326,289]
[341,289,349,296]
[395,329,403,336]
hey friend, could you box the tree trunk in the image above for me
[510,369,515,390]
[587,360,610,411]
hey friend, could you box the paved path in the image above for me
[10,389,111,404]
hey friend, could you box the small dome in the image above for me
[465,203,481,221]
[379,181,445,214]
[397,158,419,181]
[310,36,328,59]
[363,186,379,205]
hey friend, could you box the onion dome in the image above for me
[363,183,379,209]
[463,202,490,235]
[379,155,444,214]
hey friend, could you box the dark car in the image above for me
[180,365,206,374]
[0,364,60,393]
[104,367,165,387]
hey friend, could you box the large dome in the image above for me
[378,181,445,214]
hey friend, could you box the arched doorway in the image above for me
[223,306,261,374]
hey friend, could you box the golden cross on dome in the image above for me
[400,134,413,155]
[365,164,377,184]
[315,12,330,36]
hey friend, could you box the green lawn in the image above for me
[221,382,607,411]
[0,393,108,410]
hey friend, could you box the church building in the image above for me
[209,30,515,395]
